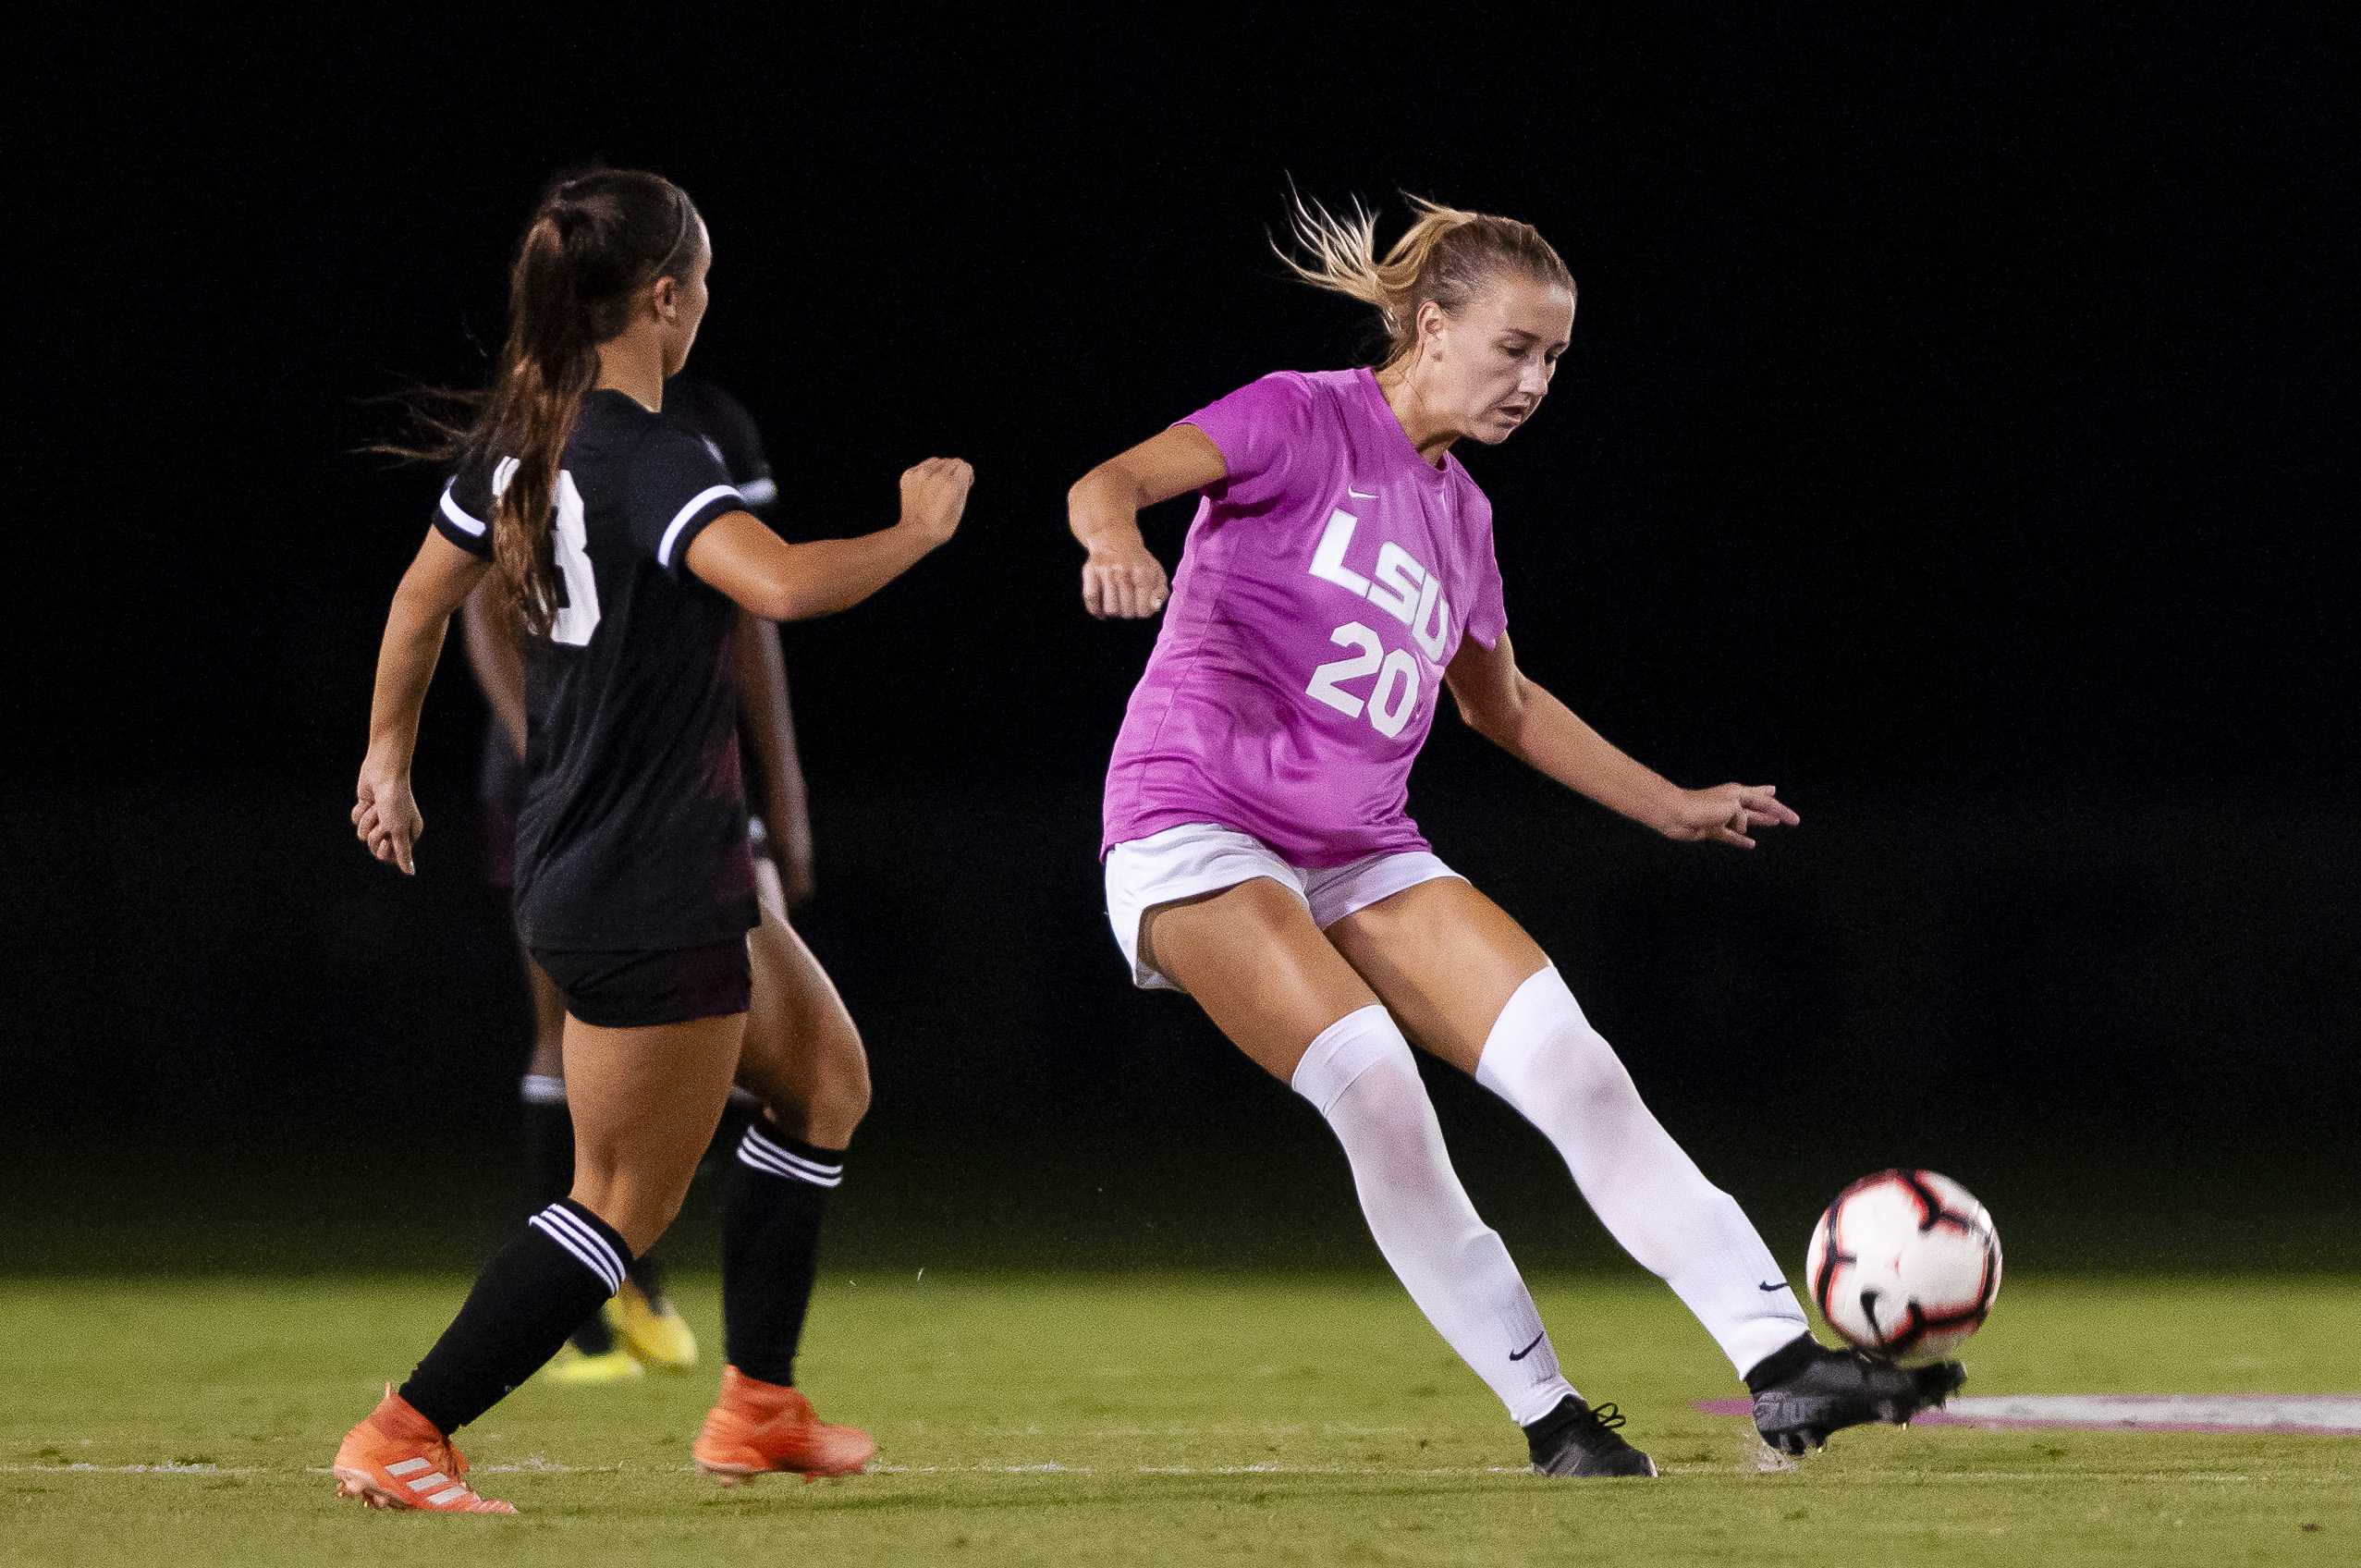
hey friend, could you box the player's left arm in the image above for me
[459,577,529,760]
[734,612,815,908]
[1442,631,1799,851]
[354,529,492,874]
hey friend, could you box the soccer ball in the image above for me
[1805,1170,2001,1364]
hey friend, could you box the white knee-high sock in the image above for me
[1293,1005,1577,1426]
[1474,967,1809,1378]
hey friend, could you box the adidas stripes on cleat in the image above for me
[1526,1395,1658,1477]
[329,1388,515,1513]
[1750,1341,1966,1455]
[692,1366,875,1485]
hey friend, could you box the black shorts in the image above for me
[531,939,751,1029]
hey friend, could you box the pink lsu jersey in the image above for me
[1102,367,1509,866]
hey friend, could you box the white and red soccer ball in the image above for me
[1805,1170,2002,1364]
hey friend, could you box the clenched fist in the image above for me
[1082,533,1170,619]
[899,458,974,548]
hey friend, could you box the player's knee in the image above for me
[793,1028,870,1145]
[1479,966,1651,1132]
[1348,1054,1438,1141]
[815,1056,871,1142]
[1293,1008,1445,1150]
[1555,1048,1648,1131]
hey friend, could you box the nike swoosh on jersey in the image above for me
[1348,487,1377,498]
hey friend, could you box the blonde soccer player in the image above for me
[1070,194,1963,1474]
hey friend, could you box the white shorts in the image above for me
[1105,822,1462,991]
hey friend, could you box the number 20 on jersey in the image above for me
[1303,508,1451,739]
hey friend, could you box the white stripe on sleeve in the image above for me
[656,484,745,568]
[438,483,488,537]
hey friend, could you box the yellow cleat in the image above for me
[608,1280,699,1372]
[541,1342,645,1386]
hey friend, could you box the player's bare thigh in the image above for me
[738,905,869,1147]
[564,1011,746,1253]
[1140,876,1382,1082]
[1324,877,1550,1076]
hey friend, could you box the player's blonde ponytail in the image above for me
[1277,191,1573,368]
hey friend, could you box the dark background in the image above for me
[7,14,2353,1276]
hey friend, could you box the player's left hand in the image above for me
[1659,783,1798,850]
[352,755,424,875]
[774,830,816,910]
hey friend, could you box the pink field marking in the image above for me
[1694,1394,2361,1437]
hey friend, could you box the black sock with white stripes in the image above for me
[722,1121,844,1387]
[517,1074,617,1355]
[398,1198,632,1434]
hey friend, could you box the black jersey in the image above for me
[664,375,777,518]
[434,388,758,951]
[663,376,802,817]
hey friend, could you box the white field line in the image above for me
[1,1462,264,1475]
[6,1460,2284,1486]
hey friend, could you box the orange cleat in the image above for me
[691,1366,875,1486]
[330,1387,517,1513]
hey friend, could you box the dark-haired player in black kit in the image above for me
[338,167,973,1513]
[460,374,813,1386]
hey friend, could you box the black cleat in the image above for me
[1526,1396,1658,1477]
[1749,1343,1965,1456]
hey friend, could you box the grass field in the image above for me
[4,1270,2355,1566]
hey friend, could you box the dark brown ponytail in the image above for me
[382,168,700,635]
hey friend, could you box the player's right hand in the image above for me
[352,756,424,876]
[1083,534,1170,619]
[899,458,973,548]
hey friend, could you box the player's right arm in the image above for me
[354,529,492,875]
[1066,426,1225,619]
[687,459,973,621]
